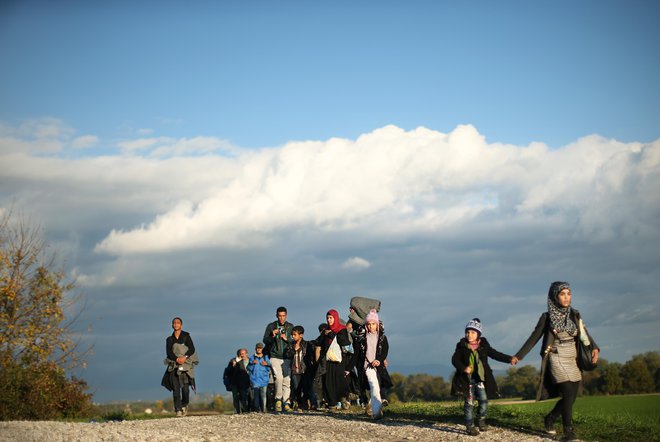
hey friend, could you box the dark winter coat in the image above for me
[263,320,294,359]
[451,337,512,400]
[515,309,599,400]
[224,357,251,390]
[357,330,393,391]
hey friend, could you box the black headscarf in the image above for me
[547,281,577,335]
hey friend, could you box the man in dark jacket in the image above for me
[262,306,294,412]
[163,317,196,417]
[226,348,251,413]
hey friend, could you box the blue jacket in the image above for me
[248,353,271,388]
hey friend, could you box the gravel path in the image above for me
[0,412,554,442]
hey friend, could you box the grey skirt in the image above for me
[549,335,582,384]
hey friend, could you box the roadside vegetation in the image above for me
[387,394,660,442]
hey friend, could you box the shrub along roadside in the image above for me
[0,361,93,421]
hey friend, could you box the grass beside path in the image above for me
[387,394,660,442]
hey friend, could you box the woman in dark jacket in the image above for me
[320,309,355,409]
[514,281,599,442]
[451,318,514,435]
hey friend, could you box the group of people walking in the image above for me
[163,281,599,442]
[222,298,391,420]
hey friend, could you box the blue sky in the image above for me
[1,1,659,403]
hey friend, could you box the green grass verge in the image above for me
[387,394,660,442]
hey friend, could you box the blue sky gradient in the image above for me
[1,1,659,402]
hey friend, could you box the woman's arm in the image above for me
[514,314,547,360]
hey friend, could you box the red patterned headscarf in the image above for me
[326,309,346,334]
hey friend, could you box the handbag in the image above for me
[326,336,342,363]
[576,319,597,371]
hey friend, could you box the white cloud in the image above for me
[91,124,660,255]
[341,256,371,271]
[72,135,99,149]
[118,136,237,157]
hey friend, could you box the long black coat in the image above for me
[357,331,393,391]
[451,337,512,400]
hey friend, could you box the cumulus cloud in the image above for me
[341,256,371,271]
[91,124,660,255]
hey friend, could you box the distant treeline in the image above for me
[387,351,660,402]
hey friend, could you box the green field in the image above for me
[387,394,660,442]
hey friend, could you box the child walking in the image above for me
[357,309,392,420]
[451,318,517,436]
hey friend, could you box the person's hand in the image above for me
[272,328,280,337]
[252,359,258,364]
[464,366,472,374]
[231,359,236,366]
[591,348,599,364]
[261,360,268,366]
[384,359,388,368]
[281,333,288,341]
[372,360,381,367]
[511,357,519,366]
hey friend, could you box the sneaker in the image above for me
[544,413,557,435]
[181,406,188,417]
[466,425,479,436]
[176,410,183,417]
[477,418,488,431]
[381,399,389,408]
[275,399,282,412]
[341,399,351,410]
[283,402,292,412]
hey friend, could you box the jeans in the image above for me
[271,357,291,403]
[464,380,487,425]
[172,372,190,411]
[252,386,267,412]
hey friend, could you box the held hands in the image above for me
[511,356,519,366]
[592,348,599,364]
[371,360,381,367]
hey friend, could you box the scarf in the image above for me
[327,309,346,334]
[466,340,485,382]
[547,281,577,335]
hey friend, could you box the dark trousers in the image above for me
[550,381,580,428]
[291,372,313,409]
[172,372,190,411]
[231,386,250,413]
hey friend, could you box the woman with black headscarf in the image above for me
[514,282,599,442]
